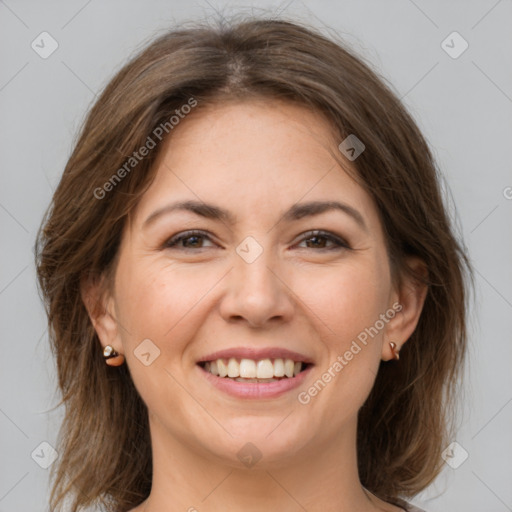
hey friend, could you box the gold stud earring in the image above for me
[103,345,125,366]
[389,342,400,361]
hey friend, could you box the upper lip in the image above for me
[197,347,314,364]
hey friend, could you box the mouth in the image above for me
[195,350,314,399]
[197,357,313,382]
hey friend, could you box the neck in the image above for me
[140,415,386,512]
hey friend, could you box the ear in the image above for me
[80,272,121,353]
[383,256,429,361]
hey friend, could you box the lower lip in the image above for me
[197,364,313,399]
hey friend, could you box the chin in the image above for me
[198,417,312,467]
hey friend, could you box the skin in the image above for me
[83,99,427,512]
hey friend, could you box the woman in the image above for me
[35,15,472,512]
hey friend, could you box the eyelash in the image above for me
[163,229,350,251]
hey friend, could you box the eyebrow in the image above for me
[142,199,367,231]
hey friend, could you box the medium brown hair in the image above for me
[35,14,473,512]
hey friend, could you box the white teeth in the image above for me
[284,359,295,378]
[202,357,306,379]
[256,359,274,379]
[239,358,257,378]
[227,357,239,378]
[273,358,285,377]
[217,358,228,377]
[234,377,277,383]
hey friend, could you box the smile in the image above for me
[196,351,314,399]
[198,357,310,381]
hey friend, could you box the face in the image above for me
[91,99,420,468]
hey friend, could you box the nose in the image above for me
[219,246,295,328]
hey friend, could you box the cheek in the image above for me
[115,260,223,352]
[304,257,391,410]
[294,263,389,429]
[113,261,219,411]
[295,256,391,350]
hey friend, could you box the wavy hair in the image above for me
[34,14,473,512]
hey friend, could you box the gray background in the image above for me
[1,1,511,511]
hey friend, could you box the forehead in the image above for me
[130,99,377,231]
[160,98,340,170]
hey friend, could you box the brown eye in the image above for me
[164,230,215,249]
[296,230,350,250]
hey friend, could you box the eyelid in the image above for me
[293,230,350,250]
[163,229,216,249]
[163,229,350,251]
